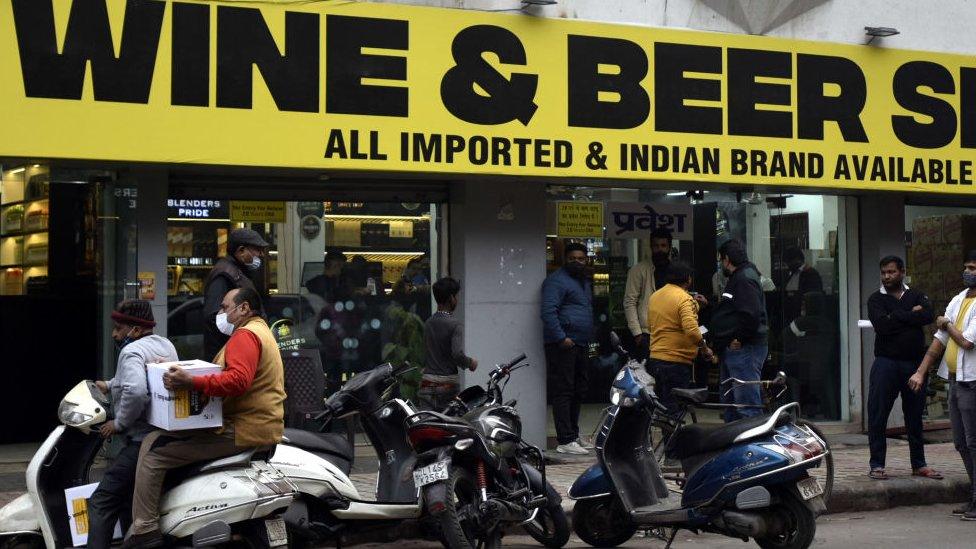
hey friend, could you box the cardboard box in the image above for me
[913,216,943,245]
[148,360,223,431]
[942,214,976,246]
[65,483,122,547]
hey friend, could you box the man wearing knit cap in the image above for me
[87,300,178,549]
[202,228,268,360]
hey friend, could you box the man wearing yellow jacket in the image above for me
[122,287,285,548]
[647,261,713,416]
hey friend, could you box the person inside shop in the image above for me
[781,246,824,322]
[541,242,594,455]
[122,287,285,548]
[910,250,976,519]
[708,239,769,422]
[779,291,837,419]
[202,228,268,361]
[305,250,349,303]
[419,277,478,411]
[622,227,673,360]
[646,261,714,417]
[866,255,942,481]
[87,300,179,549]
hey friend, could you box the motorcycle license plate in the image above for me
[265,517,288,547]
[413,460,450,488]
[796,477,823,501]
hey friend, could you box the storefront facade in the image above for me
[2,0,976,444]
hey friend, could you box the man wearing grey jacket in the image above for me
[87,300,178,549]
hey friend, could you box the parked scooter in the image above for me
[271,361,428,547]
[407,353,570,549]
[0,380,295,549]
[568,337,828,549]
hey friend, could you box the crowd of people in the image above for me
[87,227,976,546]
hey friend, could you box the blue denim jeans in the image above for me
[721,344,768,422]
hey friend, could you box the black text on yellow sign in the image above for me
[2,0,976,193]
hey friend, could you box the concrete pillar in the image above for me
[858,194,906,429]
[134,168,170,337]
[450,180,548,447]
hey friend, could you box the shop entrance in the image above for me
[165,178,447,402]
[545,186,853,444]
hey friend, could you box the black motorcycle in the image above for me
[406,354,570,549]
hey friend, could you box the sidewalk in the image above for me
[0,439,968,515]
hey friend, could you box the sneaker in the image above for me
[576,438,594,449]
[556,441,589,455]
[121,530,164,549]
[952,502,974,517]
[963,504,976,521]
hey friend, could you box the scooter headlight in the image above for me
[58,401,93,426]
[610,387,639,407]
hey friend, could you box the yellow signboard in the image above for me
[230,201,286,223]
[557,201,604,238]
[2,1,976,193]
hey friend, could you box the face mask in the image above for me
[964,271,976,288]
[652,251,670,266]
[247,256,262,271]
[565,262,586,278]
[115,327,136,352]
[216,312,235,336]
[722,267,733,278]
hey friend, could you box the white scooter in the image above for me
[0,380,296,548]
[269,362,427,547]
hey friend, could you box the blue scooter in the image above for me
[568,338,828,549]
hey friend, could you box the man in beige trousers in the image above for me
[122,287,285,548]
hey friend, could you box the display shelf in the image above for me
[0,227,49,237]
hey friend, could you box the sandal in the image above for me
[913,467,944,480]
[869,468,888,480]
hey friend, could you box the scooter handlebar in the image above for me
[505,353,527,368]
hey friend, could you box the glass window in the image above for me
[166,199,443,398]
[545,186,848,441]
[903,204,976,422]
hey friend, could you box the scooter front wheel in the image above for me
[572,497,637,548]
[523,502,570,548]
[755,489,816,549]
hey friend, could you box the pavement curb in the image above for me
[826,473,970,514]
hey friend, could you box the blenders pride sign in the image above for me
[2,1,976,193]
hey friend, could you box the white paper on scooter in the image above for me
[64,482,123,547]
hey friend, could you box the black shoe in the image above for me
[952,502,974,516]
[120,530,164,549]
[962,505,976,521]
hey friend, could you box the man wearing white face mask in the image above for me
[123,288,285,548]
[202,228,268,361]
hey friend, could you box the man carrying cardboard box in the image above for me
[123,288,286,548]
[88,300,178,549]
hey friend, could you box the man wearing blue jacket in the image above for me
[542,242,594,455]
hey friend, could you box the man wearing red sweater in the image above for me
[123,288,285,548]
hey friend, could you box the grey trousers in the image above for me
[128,429,241,536]
[949,380,976,500]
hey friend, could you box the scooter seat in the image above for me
[164,446,273,490]
[666,413,788,460]
[671,387,708,404]
[281,428,354,474]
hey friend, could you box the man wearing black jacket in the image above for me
[866,255,942,480]
[710,239,769,422]
[202,228,268,360]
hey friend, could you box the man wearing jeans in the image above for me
[910,251,976,519]
[710,240,768,422]
[647,261,713,416]
[866,255,940,481]
[542,243,594,455]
